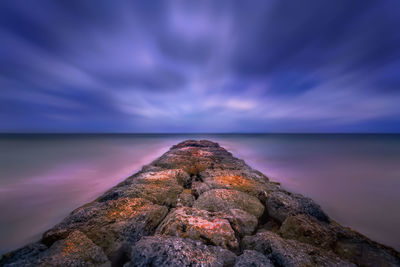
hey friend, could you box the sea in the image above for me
[1,134,399,255]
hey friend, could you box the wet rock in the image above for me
[193,189,265,218]
[43,197,168,256]
[234,250,273,267]
[125,235,236,267]
[242,231,355,266]
[279,214,336,249]
[266,190,329,223]
[156,207,239,250]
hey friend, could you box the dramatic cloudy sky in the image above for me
[1,0,400,133]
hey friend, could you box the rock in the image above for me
[223,209,258,237]
[279,214,336,249]
[242,231,356,266]
[191,181,211,198]
[99,169,187,207]
[333,226,400,267]
[193,189,265,218]
[42,197,168,257]
[201,169,270,200]
[266,190,329,223]
[2,139,399,266]
[38,230,110,266]
[156,207,239,250]
[1,232,110,267]
[125,235,236,267]
[176,189,195,207]
[0,242,47,266]
[234,250,274,267]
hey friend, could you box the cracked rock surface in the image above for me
[1,140,399,266]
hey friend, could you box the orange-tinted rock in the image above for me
[39,231,110,266]
[156,207,239,250]
[193,189,265,218]
[2,139,399,267]
[100,169,187,207]
[43,197,168,256]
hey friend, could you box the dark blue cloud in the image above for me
[0,0,400,133]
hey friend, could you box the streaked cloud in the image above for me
[1,0,400,132]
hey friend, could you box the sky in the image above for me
[1,0,400,133]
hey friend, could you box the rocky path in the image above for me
[1,140,399,266]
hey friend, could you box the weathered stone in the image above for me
[191,181,211,198]
[223,209,258,237]
[242,231,355,266]
[125,235,236,267]
[201,169,270,200]
[156,207,239,250]
[193,189,265,218]
[234,250,273,267]
[0,242,47,267]
[266,190,329,223]
[43,197,168,257]
[99,169,187,207]
[332,225,400,267]
[38,230,110,266]
[2,139,399,266]
[176,189,195,207]
[279,214,336,249]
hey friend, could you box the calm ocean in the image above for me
[1,134,399,254]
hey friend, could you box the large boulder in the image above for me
[42,197,168,257]
[234,250,273,267]
[99,169,187,207]
[125,235,236,267]
[38,230,110,266]
[332,226,400,267]
[242,231,355,266]
[279,214,336,249]
[1,231,110,267]
[156,207,239,250]
[223,209,258,237]
[193,189,265,218]
[201,169,270,200]
[266,190,329,223]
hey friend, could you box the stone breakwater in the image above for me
[1,140,399,267]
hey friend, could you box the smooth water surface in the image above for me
[0,134,399,254]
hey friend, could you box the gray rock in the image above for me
[125,235,236,267]
[266,190,329,223]
[279,214,336,249]
[242,231,355,267]
[224,209,258,237]
[234,250,274,267]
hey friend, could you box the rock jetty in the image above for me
[1,140,399,266]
